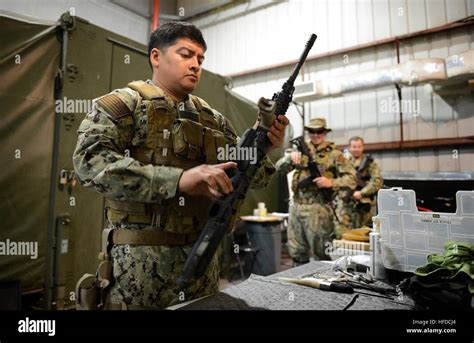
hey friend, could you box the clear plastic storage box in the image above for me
[374,188,474,272]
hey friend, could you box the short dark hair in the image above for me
[349,136,364,145]
[147,21,207,69]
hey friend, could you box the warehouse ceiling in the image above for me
[111,0,235,21]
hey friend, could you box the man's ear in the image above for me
[150,48,161,69]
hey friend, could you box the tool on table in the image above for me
[279,277,354,294]
[313,271,397,297]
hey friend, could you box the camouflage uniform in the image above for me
[73,79,275,309]
[276,140,356,263]
[337,153,383,229]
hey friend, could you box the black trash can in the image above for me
[245,221,282,276]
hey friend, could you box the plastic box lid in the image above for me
[374,188,474,272]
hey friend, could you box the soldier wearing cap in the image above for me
[276,118,356,264]
[73,21,288,310]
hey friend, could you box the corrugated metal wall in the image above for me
[195,0,473,75]
[192,0,474,173]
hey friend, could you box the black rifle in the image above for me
[176,34,317,288]
[289,136,340,223]
[342,153,374,204]
[355,154,373,189]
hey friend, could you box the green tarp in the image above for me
[0,12,281,306]
[0,14,60,293]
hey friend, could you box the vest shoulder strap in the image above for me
[127,80,164,100]
[190,95,212,112]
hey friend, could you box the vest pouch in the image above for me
[204,128,226,164]
[172,118,204,161]
[165,195,211,234]
[293,169,310,192]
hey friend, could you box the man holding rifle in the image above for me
[341,136,383,229]
[276,118,356,265]
[73,21,287,310]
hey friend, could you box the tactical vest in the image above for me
[357,161,372,185]
[104,80,227,236]
[291,141,337,197]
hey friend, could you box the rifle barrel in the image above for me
[288,34,317,84]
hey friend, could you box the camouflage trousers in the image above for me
[334,200,375,237]
[351,202,376,228]
[287,202,335,263]
[106,222,219,309]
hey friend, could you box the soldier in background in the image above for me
[73,21,288,309]
[276,118,356,264]
[341,136,383,229]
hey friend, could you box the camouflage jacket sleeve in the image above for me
[331,150,357,192]
[360,161,383,197]
[213,109,276,190]
[72,90,183,203]
[275,153,294,175]
[252,156,276,189]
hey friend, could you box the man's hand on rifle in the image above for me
[353,190,362,200]
[314,176,332,189]
[291,151,302,164]
[267,115,289,151]
[178,162,237,200]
